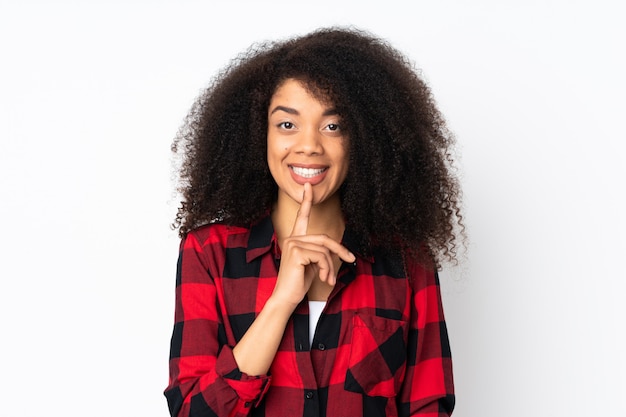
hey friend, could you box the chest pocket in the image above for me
[344,313,408,397]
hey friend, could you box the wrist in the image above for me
[264,294,300,317]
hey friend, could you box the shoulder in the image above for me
[187,222,251,246]
[402,250,439,291]
[178,223,254,275]
[181,222,252,259]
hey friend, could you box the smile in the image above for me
[290,166,327,178]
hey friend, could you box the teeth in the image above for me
[291,166,326,178]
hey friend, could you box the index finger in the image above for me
[290,182,313,236]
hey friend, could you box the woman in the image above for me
[165,27,463,417]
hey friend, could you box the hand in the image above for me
[271,183,356,307]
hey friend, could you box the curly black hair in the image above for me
[172,26,465,265]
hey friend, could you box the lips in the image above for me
[288,165,329,185]
[290,166,327,178]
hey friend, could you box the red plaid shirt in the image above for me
[165,216,454,416]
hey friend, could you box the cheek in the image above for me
[337,144,350,167]
[266,140,286,177]
[267,134,287,154]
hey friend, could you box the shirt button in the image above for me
[317,343,326,351]
[305,391,314,399]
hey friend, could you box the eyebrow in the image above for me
[269,105,338,116]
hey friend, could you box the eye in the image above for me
[322,122,343,138]
[278,121,295,129]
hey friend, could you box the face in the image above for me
[267,79,349,206]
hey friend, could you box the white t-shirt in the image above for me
[308,300,326,345]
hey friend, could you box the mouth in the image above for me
[289,166,328,178]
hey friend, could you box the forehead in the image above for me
[271,78,334,107]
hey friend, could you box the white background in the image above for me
[1,1,624,416]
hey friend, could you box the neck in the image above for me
[272,191,345,244]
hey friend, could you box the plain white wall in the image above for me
[1,1,624,416]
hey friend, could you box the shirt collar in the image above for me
[245,215,374,264]
[245,215,277,263]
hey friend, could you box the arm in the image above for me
[398,258,455,416]
[164,233,271,417]
[233,183,354,376]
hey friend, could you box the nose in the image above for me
[295,128,324,156]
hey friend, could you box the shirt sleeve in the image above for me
[164,231,272,417]
[398,257,455,416]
